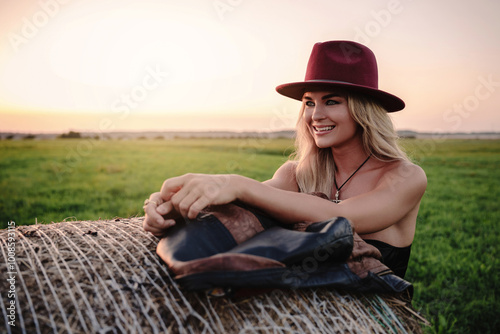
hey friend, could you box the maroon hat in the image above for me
[276,40,405,112]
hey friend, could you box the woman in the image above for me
[143,40,427,278]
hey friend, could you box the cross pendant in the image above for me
[332,190,341,204]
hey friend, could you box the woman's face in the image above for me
[302,91,361,149]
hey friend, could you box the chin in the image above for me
[314,139,334,149]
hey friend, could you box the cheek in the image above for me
[341,111,357,127]
[303,109,312,121]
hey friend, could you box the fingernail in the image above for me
[157,206,167,214]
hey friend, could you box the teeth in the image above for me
[315,126,335,131]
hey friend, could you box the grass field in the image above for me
[1,137,499,333]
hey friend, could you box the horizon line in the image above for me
[2,129,500,136]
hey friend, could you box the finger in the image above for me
[160,176,188,201]
[147,191,163,203]
[143,192,163,213]
[172,188,202,218]
[144,202,164,225]
[144,219,176,237]
[143,215,159,233]
[143,211,163,230]
[187,196,211,220]
[156,201,179,220]
[143,201,176,228]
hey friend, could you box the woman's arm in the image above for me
[146,161,426,236]
[158,161,299,220]
[143,161,297,236]
[238,162,427,234]
[262,161,299,191]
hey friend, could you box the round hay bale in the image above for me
[0,218,427,333]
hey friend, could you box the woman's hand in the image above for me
[161,173,241,220]
[143,192,180,237]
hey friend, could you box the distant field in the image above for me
[1,138,499,333]
[0,138,294,226]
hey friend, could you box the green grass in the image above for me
[401,139,500,334]
[0,138,294,225]
[1,137,499,333]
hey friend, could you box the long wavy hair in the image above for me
[292,92,409,197]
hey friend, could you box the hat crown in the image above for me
[275,40,404,112]
[305,41,378,89]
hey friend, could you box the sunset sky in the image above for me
[0,0,499,134]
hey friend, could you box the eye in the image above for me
[326,99,339,105]
[305,101,315,107]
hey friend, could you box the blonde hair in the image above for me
[292,92,409,197]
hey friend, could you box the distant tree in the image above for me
[23,134,36,140]
[6,135,14,140]
[58,131,82,139]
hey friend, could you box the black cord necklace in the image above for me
[333,154,372,203]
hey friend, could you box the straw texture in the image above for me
[0,218,427,333]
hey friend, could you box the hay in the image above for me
[0,218,428,333]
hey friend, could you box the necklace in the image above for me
[333,154,372,203]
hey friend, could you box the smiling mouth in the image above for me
[313,125,335,132]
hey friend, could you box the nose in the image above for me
[311,104,326,121]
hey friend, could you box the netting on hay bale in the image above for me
[0,218,428,333]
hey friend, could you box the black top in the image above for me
[364,239,412,278]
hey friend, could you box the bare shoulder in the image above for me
[379,160,427,195]
[263,161,299,191]
[277,160,298,174]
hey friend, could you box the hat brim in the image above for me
[276,80,405,112]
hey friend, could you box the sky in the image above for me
[0,0,499,134]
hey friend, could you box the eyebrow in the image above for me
[303,93,342,100]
